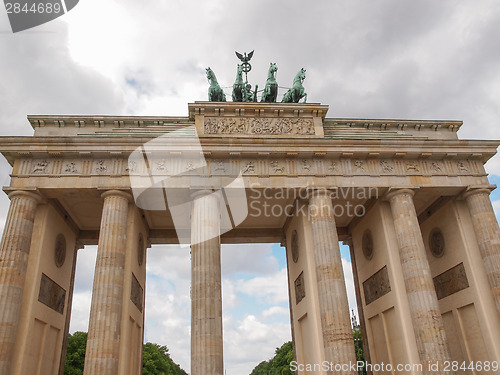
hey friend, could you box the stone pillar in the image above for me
[386,188,453,374]
[190,191,223,375]
[463,187,500,314]
[0,190,41,374]
[84,190,131,375]
[344,239,372,375]
[309,190,357,374]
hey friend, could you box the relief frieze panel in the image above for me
[17,157,485,180]
[204,117,315,136]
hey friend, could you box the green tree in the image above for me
[353,327,366,375]
[64,331,87,375]
[250,341,294,375]
[63,332,188,375]
[142,342,187,375]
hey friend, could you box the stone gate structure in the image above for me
[0,102,499,375]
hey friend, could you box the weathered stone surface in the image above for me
[38,273,66,314]
[0,191,41,374]
[309,190,357,375]
[433,263,469,300]
[363,266,391,305]
[130,273,143,313]
[191,191,223,375]
[294,272,305,304]
[464,188,500,314]
[84,190,131,375]
[387,189,454,373]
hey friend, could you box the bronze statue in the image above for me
[282,68,307,103]
[261,62,278,103]
[235,50,254,82]
[232,64,245,102]
[206,67,226,102]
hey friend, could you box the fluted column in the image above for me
[84,190,131,375]
[345,239,372,375]
[309,190,357,374]
[0,190,41,374]
[387,188,453,374]
[463,187,500,313]
[191,190,223,375]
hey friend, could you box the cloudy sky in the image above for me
[1,1,500,374]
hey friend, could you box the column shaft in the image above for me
[464,188,500,313]
[84,191,130,375]
[346,240,372,375]
[387,189,453,374]
[191,192,223,375]
[0,191,40,374]
[309,191,357,374]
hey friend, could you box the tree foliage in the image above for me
[64,331,87,375]
[63,332,187,375]
[250,341,294,375]
[250,329,367,375]
[142,342,187,375]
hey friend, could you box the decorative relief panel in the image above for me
[63,161,80,174]
[32,160,49,174]
[429,228,445,258]
[291,230,299,263]
[38,273,66,314]
[362,229,374,260]
[94,160,108,174]
[130,273,144,312]
[20,157,484,180]
[54,234,66,268]
[363,266,391,305]
[137,234,145,267]
[204,117,315,136]
[295,272,305,304]
[433,263,469,300]
[379,160,394,173]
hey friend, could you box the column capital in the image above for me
[461,185,496,200]
[6,189,42,204]
[384,187,415,201]
[305,187,333,199]
[190,189,215,200]
[100,189,133,202]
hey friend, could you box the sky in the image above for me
[1,1,500,374]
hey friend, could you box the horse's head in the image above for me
[237,64,243,75]
[206,67,213,80]
[269,62,278,74]
[295,68,306,83]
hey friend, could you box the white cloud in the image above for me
[223,314,291,375]
[3,1,500,374]
[222,243,279,276]
[69,291,92,333]
[262,306,290,318]
[236,268,289,305]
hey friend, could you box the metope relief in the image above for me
[204,117,315,136]
[32,160,49,174]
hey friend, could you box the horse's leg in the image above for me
[303,92,307,103]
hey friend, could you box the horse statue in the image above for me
[232,64,245,102]
[282,68,307,103]
[261,62,278,103]
[206,67,226,102]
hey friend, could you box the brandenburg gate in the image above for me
[0,102,499,374]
